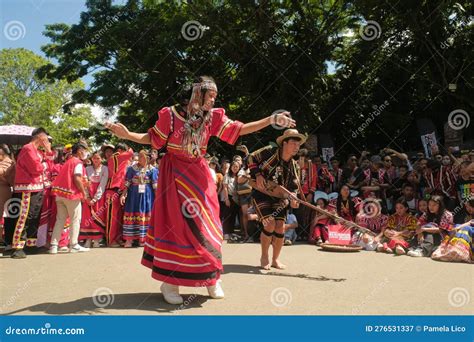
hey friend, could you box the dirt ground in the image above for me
[1,242,472,315]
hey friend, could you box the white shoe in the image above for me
[92,240,100,248]
[59,246,70,253]
[84,239,92,248]
[407,248,424,257]
[207,279,225,299]
[49,246,58,254]
[160,283,183,305]
[70,244,90,253]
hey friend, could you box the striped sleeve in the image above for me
[210,108,243,145]
[147,107,172,150]
[248,146,273,179]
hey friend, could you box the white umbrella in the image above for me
[0,125,35,145]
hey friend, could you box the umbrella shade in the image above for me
[0,125,35,146]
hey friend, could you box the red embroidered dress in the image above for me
[141,106,243,286]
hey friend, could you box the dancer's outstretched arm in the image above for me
[240,111,295,136]
[105,123,151,144]
[106,111,295,141]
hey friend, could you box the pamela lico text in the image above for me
[423,325,466,332]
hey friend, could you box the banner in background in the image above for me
[420,132,438,159]
[321,147,335,163]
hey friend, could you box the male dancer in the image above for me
[248,129,305,270]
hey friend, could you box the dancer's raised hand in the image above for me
[105,122,130,140]
[271,111,296,128]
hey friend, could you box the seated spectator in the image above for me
[389,164,410,200]
[347,157,370,193]
[330,184,361,222]
[376,199,417,255]
[283,211,298,246]
[416,198,428,218]
[431,219,474,263]
[247,205,261,243]
[354,198,388,251]
[460,199,474,223]
[455,161,474,222]
[329,156,344,193]
[408,195,453,257]
[341,154,360,186]
[309,192,334,245]
[360,155,390,202]
[318,160,333,193]
[399,183,419,215]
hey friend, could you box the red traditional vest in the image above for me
[51,157,85,200]
[301,161,318,194]
[106,149,134,190]
[363,168,386,184]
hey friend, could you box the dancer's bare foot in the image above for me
[260,257,271,270]
[271,259,286,270]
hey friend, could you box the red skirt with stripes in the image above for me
[141,153,223,287]
[79,181,106,240]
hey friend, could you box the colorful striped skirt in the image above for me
[141,153,222,287]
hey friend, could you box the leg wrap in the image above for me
[273,231,285,239]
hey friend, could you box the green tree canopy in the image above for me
[0,48,96,146]
[38,0,473,156]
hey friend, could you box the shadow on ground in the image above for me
[3,292,211,315]
[223,264,346,282]
[3,264,346,315]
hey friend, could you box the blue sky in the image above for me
[1,0,92,82]
[1,0,336,90]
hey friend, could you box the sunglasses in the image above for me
[384,159,392,162]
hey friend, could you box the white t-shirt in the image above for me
[406,198,417,211]
[209,167,217,184]
[74,163,83,175]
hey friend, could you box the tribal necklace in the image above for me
[183,110,211,157]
